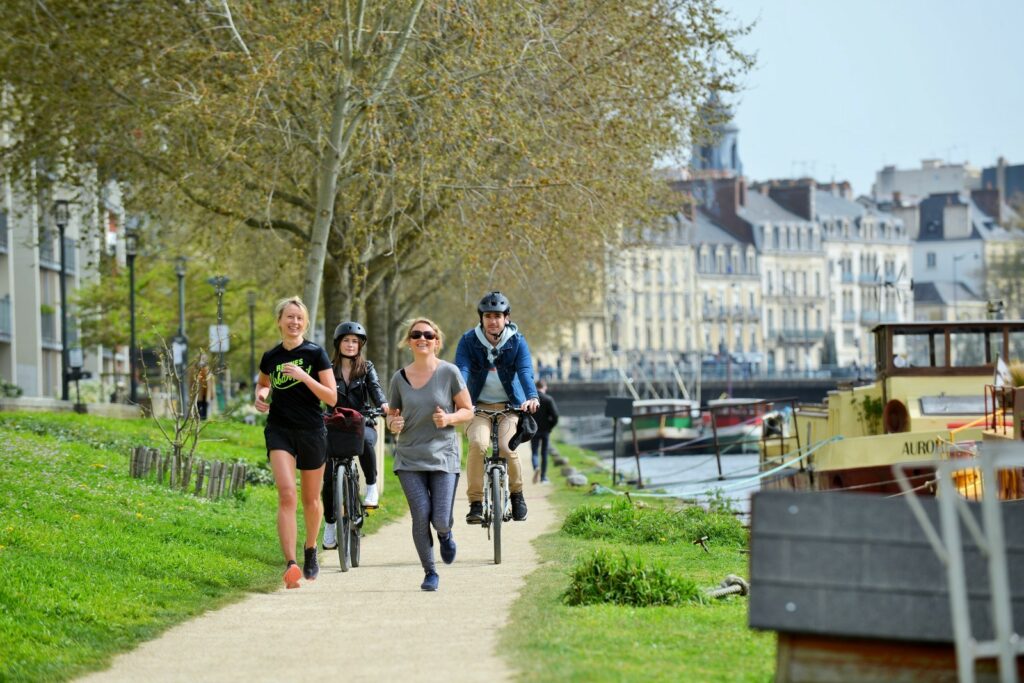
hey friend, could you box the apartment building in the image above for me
[753,179,912,368]
[0,175,121,399]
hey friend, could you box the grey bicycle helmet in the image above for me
[333,321,367,347]
[477,291,510,316]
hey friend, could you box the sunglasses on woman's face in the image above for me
[409,330,437,340]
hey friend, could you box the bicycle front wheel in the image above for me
[490,467,503,565]
[336,465,352,572]
[348,469,362,568]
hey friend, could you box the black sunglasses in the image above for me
[409,330,437,340]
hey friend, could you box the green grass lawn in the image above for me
[0,411,403,682]
[504,441,775,682]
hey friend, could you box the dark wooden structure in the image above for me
[750,490,1024,682]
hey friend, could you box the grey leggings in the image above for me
[396,470,459,573]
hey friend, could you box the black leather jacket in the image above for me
[335,360,387,423]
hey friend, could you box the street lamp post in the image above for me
[124,218,140,404]
[174,257,189,409]
[247,291,256,401]
[208,275,230,408]
[54,200,70,401]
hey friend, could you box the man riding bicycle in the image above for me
[454,291,539,524]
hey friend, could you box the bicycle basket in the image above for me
[324,406,365,457]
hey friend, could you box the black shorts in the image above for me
[265,425,327,470]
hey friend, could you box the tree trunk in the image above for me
[301,0,426,327]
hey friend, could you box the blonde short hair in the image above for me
[274,296,310,333]
[404,318,444,354]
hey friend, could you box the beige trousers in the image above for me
[466,402,522,503]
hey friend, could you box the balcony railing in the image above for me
[0,296,10,341]
[63,240,78,274]
[842,310,856,323]
[840,272,854,284]
[39,237,60,270]
[39,236,77,273]
[41,311,58,344]
[778,328,826,342]
[861,310,880,324]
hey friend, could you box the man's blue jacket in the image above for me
[453,324,539,407]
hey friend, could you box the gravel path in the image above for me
[78,475,556,683]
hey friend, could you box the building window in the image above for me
[926,252,936,269]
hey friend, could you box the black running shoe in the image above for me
[303,545,319,580]
[466,501,484,525]
[511,492,528,521]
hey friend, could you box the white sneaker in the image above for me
[322,522,337,550]
[363,484,379,509]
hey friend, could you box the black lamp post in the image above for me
[247,291,256,401]
[125,218,139,404]
[207,275,230,407]
[174,257,189,409]
[54,200,70,401]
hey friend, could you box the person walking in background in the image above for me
[194,357,213,420]
[386,318,473,591]
[254,296,337,589]
[322,321,388,552]
[454,291,539,525]
[531,378,559,484]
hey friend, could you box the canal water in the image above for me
[561,415,762,517]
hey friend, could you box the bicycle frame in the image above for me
[331,406,382,572]
[475,405,517,564]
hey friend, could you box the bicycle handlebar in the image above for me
[473,405,518,419]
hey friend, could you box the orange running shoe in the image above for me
[284,562,302,589]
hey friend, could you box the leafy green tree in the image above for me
[2,1,750,379]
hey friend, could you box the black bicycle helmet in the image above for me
[477,291,511,316]
[333,321,367,347]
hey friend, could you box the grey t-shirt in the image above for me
[388,361,466,473]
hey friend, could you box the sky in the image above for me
[720,0,1024,196]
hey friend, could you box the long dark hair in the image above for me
[333,338,368,383]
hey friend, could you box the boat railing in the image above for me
[983,384,1015,436]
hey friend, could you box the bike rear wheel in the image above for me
[490,467,503,564]
[336,464,352,572]
[348,467,362,568]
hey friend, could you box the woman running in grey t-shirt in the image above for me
[387,318,474,592]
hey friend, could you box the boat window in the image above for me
[989,333,1006,365]
[949,332,987,367]
[904,333,944,367]
[1011,331,1024,361]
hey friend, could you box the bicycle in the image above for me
[328,406,382,572]
[474,405,518,565]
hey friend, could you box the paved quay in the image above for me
[79,476,556,683]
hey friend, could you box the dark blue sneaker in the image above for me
[439,532,457,564]
[421,571,439,591]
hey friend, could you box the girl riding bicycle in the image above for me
[386,318,473,591]
[322,321,389,551]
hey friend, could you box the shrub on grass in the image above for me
[561,497,746,547]
[563,549,702,607]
